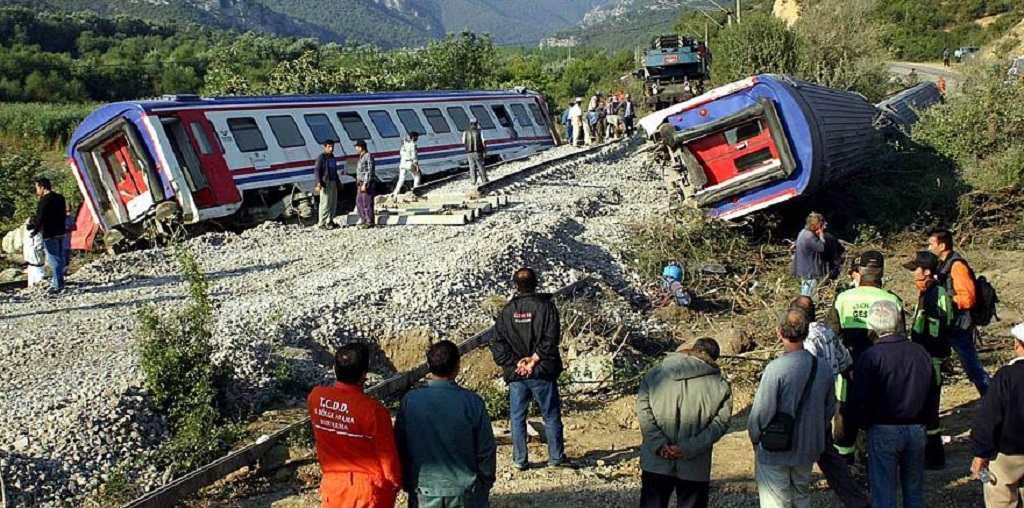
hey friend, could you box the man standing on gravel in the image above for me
[569,98,587,147]
[970,323,1024,507]
[490,268,569,470]
[623,94,636,137]
[396,341,496,508]
[637,338,732,508]
[354,140,377,228]
[928,228,991,397]
[847,300,934,508]
[308,343,401,507]
[792,212,827,298]
[463,118,489,185]
[28,177,67,292]
[749,309,835,508]
[790,296,871,508]
[313,138,340,230]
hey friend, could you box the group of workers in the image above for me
[313,118,489,230]
[561,91,637,147]
[305,214,1023,508]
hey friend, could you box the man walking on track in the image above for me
[490,268,569,471]
[308,343,401,507]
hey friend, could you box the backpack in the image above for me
[943,257,999,327]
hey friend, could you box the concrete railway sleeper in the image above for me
[120,277,594,508]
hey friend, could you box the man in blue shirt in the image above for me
[313,139,339,230]
[395,341,496,508]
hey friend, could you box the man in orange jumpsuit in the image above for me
[309,342,401,507]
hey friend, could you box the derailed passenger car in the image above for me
[639,74,941,220]
[67,90,557,249]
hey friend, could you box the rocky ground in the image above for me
[0,139,671,506]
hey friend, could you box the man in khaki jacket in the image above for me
[636,338,732,508]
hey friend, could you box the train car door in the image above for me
[100,136,151,217]
[686,117,781,187]
[165,111,242,208]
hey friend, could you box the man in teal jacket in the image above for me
[395,341,496,508]
[637,338,732,508]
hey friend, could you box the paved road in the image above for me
[889,61,964,92]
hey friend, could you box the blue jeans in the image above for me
[948,328,990,396]
[800,279,819,298]
[509,378,565,467]
[867,424,926,508]
[43,236,66,289]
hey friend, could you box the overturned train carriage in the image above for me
[874,81,942,137]
[639,74,882,220]
[67,90,558,249]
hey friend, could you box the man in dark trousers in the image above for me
[971,323,1024,507]
[490,268,567,470]
[848,300,935,508]
[395,341,496,508]
[637,338,732,508]
[904,251,953,470]
[28,177,67,291]
[622,94,636,137]
[313,138,340,230]
[928,228,991,396]
[354,139,376,228]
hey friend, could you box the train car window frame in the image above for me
[469,105,497,130]
[422,108,452,134]
[528,103,547,125]
[725,121,763,146]
[267,115,307,148]
[303,113,340,145]
[396,109,427,135]
[226,117,268,153]
[337,112,372,141]
[446,106,471,132]
[188,122,215,155]
[510,104,534,127]
[368,110,401,139]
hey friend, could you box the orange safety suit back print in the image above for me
[308,383,402,508]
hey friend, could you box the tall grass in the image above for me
[0,102,95,150]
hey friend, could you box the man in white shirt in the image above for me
[392,131,421,197]
[569,98,585,147]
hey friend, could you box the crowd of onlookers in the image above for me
[305,228,1023,507]
[561,91,637,147]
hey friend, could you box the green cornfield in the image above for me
[0,102,96,150]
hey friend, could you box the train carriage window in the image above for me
[528,103,547,125]
[446,107,471,132]
[227,117,267,152]
[304,114,340,145]
[189,122,215,155]
[490,106,513,128]
[267,115,306,148]
[422,108,451,133]
[725,121,763,146]
[337,112,372,140]
[396,109,427,135]
[368,110,400,138]
[468,106,496,130]
[510,104,533,127]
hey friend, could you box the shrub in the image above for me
[137,242,242,474]
[476,383,510,420]
[710,13,803,85]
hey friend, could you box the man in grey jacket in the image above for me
[637,338,732,508]
[749,309,836,508]
[463,118,489,184]
[354,139,376,228]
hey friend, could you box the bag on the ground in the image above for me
[760,356,817,452]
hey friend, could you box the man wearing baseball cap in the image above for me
[971,324,1024,507]
[826,250,904,465]
[904,251,953,470]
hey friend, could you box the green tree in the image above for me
[710,13,803,84]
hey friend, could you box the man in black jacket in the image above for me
[490,268,567,470]
[313,139,339,230]
[28,178,67,291]
[971,323,1024,506]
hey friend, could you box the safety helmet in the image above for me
[662,264,682,281]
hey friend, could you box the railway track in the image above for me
[121,277,595,508]
[0,279,28,293]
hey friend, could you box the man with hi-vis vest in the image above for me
[308,343,402,507]
[826,251,904,465]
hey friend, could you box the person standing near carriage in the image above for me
[392,131,421,198]
[314,138,340,230]
[463,118,489,185]
[354,140,377,228]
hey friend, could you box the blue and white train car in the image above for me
[639,75,881,220]
[67,90,557,247]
